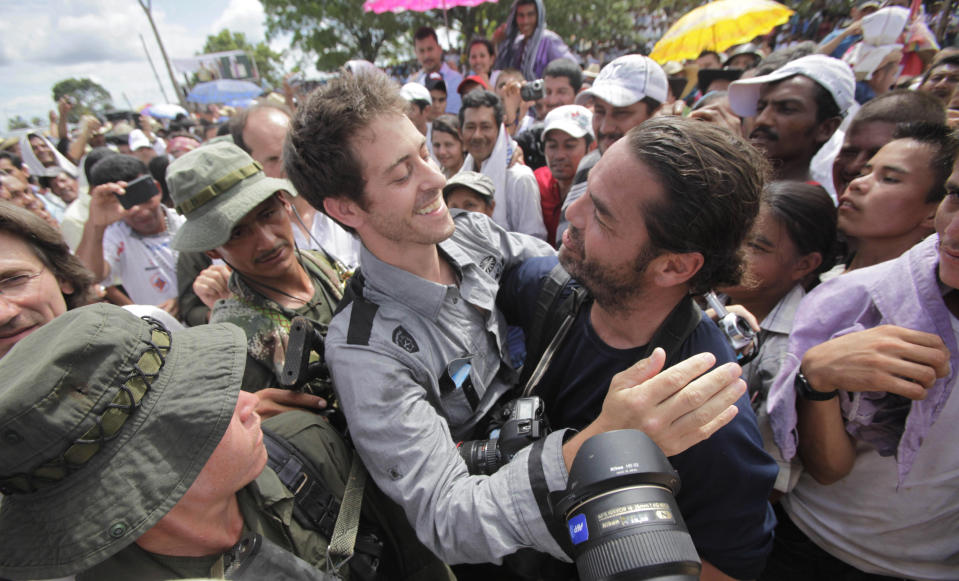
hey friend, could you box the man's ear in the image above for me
[205,249,222,261]
[650,252,704,288]
[815,117,842,146]
[57,277,75,296]
[323,196,364,230]
[921,203,940,230]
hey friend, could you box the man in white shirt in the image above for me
[76,155,182,314]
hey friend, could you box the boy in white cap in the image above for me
[535,104,593,246]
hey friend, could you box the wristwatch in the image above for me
[795,369,839,401]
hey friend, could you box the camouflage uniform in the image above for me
[210,249,345,395]
[77,412,454,580]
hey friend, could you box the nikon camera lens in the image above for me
[554,430,701,581]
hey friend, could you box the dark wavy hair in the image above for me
[628,117,769,293]
[763,181,838,280]
[0,201,98,309]
[284,72,408,231]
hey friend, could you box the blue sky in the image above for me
[0,0,274,130]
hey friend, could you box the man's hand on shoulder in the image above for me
[565,348,745,467]
[802,325,950,400]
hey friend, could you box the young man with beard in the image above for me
[284,72,752,569]
[499,118,778,581]
[729,54,854,183]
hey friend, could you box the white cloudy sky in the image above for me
[0,0,277,130]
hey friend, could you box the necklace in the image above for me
[232,252,323,310]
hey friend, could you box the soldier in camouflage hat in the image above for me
[0,304,451,580]
[167,141,344,398]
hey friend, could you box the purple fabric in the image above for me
[767,235,959,485]
[505,30,576,80]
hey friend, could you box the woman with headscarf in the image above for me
[493,0,577,81]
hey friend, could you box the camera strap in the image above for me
[521,264,703,398]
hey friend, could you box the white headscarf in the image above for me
[18,133,78,179]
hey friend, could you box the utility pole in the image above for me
[137,0,187,108]
[140,33,171,103]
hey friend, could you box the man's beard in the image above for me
[559,227,659,313]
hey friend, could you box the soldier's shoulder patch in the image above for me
[392,326,419,353]
[479,255,502,278]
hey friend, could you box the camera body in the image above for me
[704,291,759,363]
[520,79,545,101]
[458,396,548,475]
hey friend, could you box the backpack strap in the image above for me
[333,269,379,347]
[263,428,384,580]
[264,428,341,539]
[519,263,590,395]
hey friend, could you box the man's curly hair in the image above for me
[627,117,769,293]
[284,73,408,230]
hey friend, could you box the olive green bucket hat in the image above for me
[0,304,247,579]
[167,141,293,252]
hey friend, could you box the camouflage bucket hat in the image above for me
[0,304,247,579]
[167,141,294,252]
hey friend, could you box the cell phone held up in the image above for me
[117,174,159,209]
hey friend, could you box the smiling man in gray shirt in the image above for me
[283,72,748,565]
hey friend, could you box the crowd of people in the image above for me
[2,0,959,580]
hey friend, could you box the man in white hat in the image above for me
[729,54,855,183]
[560,55,668,235]
[535,104,593,246]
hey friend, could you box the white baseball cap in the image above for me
[543,105,594,140]
[400,82,432,105]
[576,55,669,107]
[128,129,151,151]
[728,54,855,118]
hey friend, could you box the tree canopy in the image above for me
[51,78,113,123]
[259,0,676,72]
[202,29,284,88]
[261,0,424,71]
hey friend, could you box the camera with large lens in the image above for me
[553,430,701,581]
[458,396,548,475]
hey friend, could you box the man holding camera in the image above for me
[165,142,343,400]
[500,117,778,580]
[284,72,751,567]
[459,88,547,240]
[76,154,182,313]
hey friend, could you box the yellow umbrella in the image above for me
[650,0,794,64]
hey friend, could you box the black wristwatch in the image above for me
[795,369,839,401]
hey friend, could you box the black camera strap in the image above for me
[521,264,703,399]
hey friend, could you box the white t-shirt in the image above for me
[102,207,184,305]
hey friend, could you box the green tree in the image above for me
[261,0,426,70]
[202,29,284,88]
[7,116,30,131]
[51,78,113,122]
